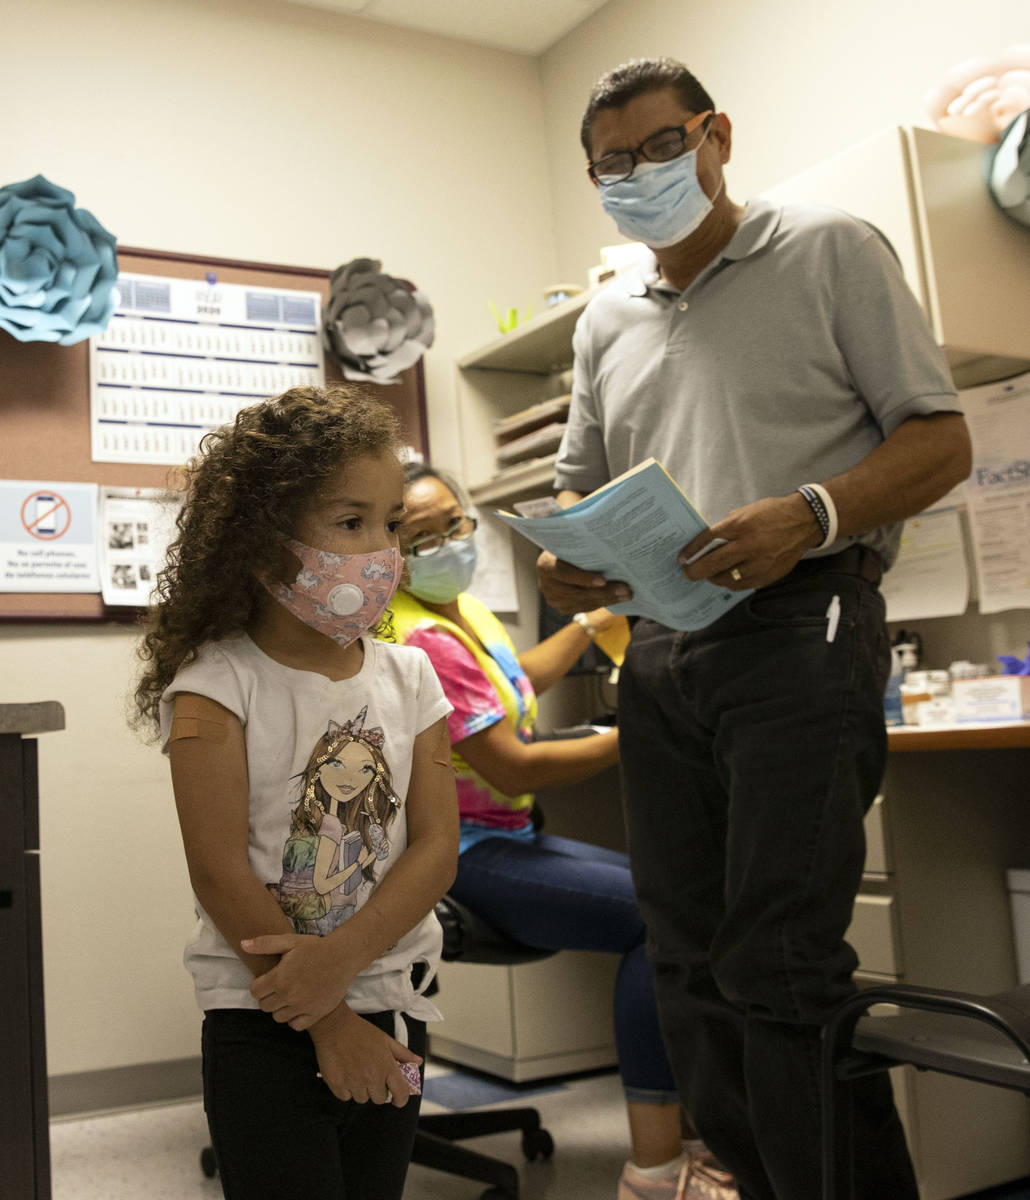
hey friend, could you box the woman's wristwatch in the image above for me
[572,612,598,638]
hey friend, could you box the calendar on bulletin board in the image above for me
[0,246,428,620]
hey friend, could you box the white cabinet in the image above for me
[763,124,1030,387]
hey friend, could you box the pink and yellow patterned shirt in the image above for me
[388,590,537,852]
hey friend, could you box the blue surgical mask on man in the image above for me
[406,537,478,605]
[598,131,722,248]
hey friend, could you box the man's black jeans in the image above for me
[618,553,919,1200]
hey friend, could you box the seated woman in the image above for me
[388,462,735,1200]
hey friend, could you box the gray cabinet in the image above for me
[1,702,64,1200]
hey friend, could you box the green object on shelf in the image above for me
[488,299,533,333]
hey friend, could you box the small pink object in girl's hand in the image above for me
[396,1061,422,1094]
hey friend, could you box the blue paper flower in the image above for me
[0,174,118,346]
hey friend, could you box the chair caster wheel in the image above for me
[200,1146,218,1178]
[522,1126,555,1160]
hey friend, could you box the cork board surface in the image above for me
[0,247,427,619]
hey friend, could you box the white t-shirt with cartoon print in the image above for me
[159,633,452,1030]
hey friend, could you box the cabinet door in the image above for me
[0,736,51,1200]
[761,127,923,302]
[762,125,1030,381]
[907,124,1030,366]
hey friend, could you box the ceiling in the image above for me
[278,0,612,55]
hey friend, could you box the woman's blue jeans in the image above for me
[449,832,679,1103]
[617,559,918,1200]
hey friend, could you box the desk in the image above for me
[859,720,1030,1199]
[888,720,1030,752]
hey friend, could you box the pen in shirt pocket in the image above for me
[826,594,841,643]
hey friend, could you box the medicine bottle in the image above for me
[900,671,932,725]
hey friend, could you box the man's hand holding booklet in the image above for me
[497,458,752,632]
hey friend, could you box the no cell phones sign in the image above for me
[21,490,73,540]
[1,480,99,592]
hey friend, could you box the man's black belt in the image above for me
[788,544,883,587]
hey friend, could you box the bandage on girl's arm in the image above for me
[168,692,232,745]
[168,692,294,977]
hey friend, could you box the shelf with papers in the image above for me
[468,455,559,507]
[458,289,596,374]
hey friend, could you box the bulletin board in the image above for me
[0,246,428,621]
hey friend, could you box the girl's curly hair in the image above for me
[133,384,401,734]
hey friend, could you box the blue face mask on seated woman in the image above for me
[406,537,479,604]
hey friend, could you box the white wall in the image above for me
[2,0,558,1077]
[540,0,1030,287]
[4,626,199,1075]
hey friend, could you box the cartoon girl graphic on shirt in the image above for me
[270,706,402,935]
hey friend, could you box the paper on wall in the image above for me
[960,372,1030,614]
[0,479,100,592]
[99,486,183,606]
[467,513,519,614]
[89,273,325,466]
[881,508,969,622]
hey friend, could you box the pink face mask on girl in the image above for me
[263,538,403,647]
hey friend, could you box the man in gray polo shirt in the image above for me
[539,58,972,1200]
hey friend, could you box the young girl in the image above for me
[134,385,459,1200]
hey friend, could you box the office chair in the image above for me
[820,980,1030,1199]
[409,893,557,1199]
[199,894,557,1200]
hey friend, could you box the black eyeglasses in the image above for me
[406,515,478,558]
[588,110,713,185]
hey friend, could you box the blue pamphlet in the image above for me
[497,458,751,631]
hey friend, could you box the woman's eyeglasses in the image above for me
[406,516,478,558]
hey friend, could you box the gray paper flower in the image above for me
[0,174,119,346]
[324,257,435,384]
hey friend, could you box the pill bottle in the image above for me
[949,660,978,681]
[926,670,955,723]
[927,669,952,696]
[900,671,932,725]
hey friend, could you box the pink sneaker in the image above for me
[684,1159,739,1199]
[683,1140,737,1194]
[618,1160,693,1200]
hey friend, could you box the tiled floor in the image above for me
[48,1061,629,1200]
[48,1061,1030,1199]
